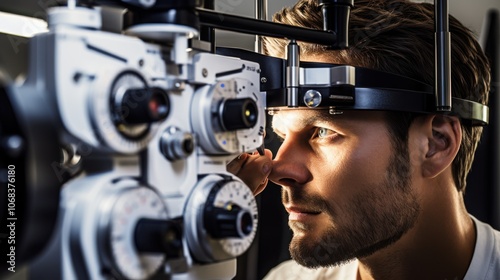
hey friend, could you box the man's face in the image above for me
[268,109,420,268]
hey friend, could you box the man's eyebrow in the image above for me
[271,110,341,134]
[306,112,337,126]
[298,111,341,128]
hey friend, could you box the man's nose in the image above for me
[268,139,312,187]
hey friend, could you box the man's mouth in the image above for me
[286,206,322,221]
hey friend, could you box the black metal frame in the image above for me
[0,0,483,123]
[119,0,488,126]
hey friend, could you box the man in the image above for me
[227,0,500,279]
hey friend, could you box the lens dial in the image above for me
[191,78,264,154]
[99,186,169,280]
[90,70,168,154]
[184,175,258,263]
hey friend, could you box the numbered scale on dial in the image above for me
[98,186,177,280]
[184,175,258,263]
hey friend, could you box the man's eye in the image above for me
[316,127,335,139]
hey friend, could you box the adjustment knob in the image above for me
[219,98,258,131]
[184,176,258,262]
[114,87,170,125]
[204,204,254,239]
[100,186,169,279]
[134,218,183,258]
[159,126,195,161]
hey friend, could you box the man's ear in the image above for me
[421,115,462,178]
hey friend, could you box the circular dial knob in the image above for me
[204,204,254,238]
[90,70,169,153]
[159,126,196,161]
[184,175,258,263]
[99,186,170,280]
[191,78,265,154]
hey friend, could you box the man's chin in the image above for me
[289,226,411,268]
[290,245,355,268]
[288,233,354,268]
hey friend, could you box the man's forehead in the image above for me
[271,109,334,131]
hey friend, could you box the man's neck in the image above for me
[356,185,476,280]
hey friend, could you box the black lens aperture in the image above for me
[220,98,258,131]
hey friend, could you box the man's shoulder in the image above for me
[263,259,358,280]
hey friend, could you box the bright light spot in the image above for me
[0,11,48,38]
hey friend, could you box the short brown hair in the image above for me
[263,0,490,192]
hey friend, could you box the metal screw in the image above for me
[202,68,208,78]
[304,89,322,108]
[173,80,185,91]
[260,77,267,83]
[329,107,343,115]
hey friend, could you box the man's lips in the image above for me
[286,206,321,221]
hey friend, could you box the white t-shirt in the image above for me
[264,216,500,280]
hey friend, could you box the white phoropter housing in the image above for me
[22,4,264,280]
